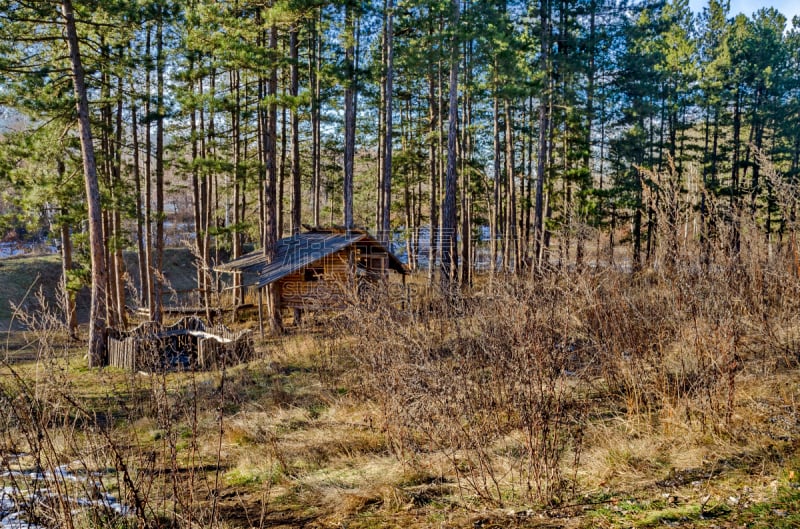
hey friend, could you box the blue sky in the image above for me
[688,0,800,24]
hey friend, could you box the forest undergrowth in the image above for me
[2,227,800,528]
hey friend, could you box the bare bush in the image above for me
[340,185,800,506]
[0,287,240,528]
[1,291,147,528]
[343,278,586,507]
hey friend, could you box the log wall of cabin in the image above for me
[357,250,388,279]
[278,248,354,309]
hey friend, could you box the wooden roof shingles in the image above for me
[215,230,407,288]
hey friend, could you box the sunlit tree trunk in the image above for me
[61,0,107,366]
[264,23,282,332]
[533,0,550,272]
[380,0,394,246]
[290,25,301,235]
[153,12,165,324]
[343,1,357,229]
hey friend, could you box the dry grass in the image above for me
[3,200,800,528]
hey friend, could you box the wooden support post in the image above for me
[232,273,238,309]
[402,273,408,311]
[270,283,284,333]
[348,248,356,300]
[258,286,265,337]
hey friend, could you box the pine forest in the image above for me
[1,1,800,528]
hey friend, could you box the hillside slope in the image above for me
[0,248,199,329]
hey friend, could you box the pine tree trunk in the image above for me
[427,64,438,286]
[130,77,146,307]
[582,0,596,270]
[57,160,77,340]
[311,10,322,227]
[231,69,242,305]
[460,36,472,287]
[199,72,212,321]
[504,98,517,273]
[440,0,460,293]
[153,14,165,324]
[730,86,742,255]
[98,56,116,329]
[190,78,205,312]
[264,24,282,332]
[290,26,301,235]
[381,0,394,246]
[492,89,501,274]
[144,26,154,319]
[61,0,107,367]
[343,2,356,230]
[524,94,534,263]
[113,71,127,327]
[376,25,385,234]
[279,88,287,237]
[533,0,550,273]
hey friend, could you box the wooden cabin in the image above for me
[216,227,408,319]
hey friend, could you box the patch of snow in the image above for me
[1,455,132,527]
[188,330,231,343]
[0,243,58,260]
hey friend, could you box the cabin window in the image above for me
[358,255,386,269]
[304,266,324,282]
[367,256,386,272]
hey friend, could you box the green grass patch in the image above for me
[224,463,283,487]
[587,497,731,528]
[741,485,800,528]
[0,248,199,326]
[637,504,702,527]
[0,254,65,321]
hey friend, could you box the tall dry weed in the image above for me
[1,288,147,528]
[339,157,800,502]
[0,287,243,528]
[342,278,586,506]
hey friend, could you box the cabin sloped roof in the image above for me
[215,229,407,288]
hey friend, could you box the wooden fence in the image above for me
[106,317,253,371]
